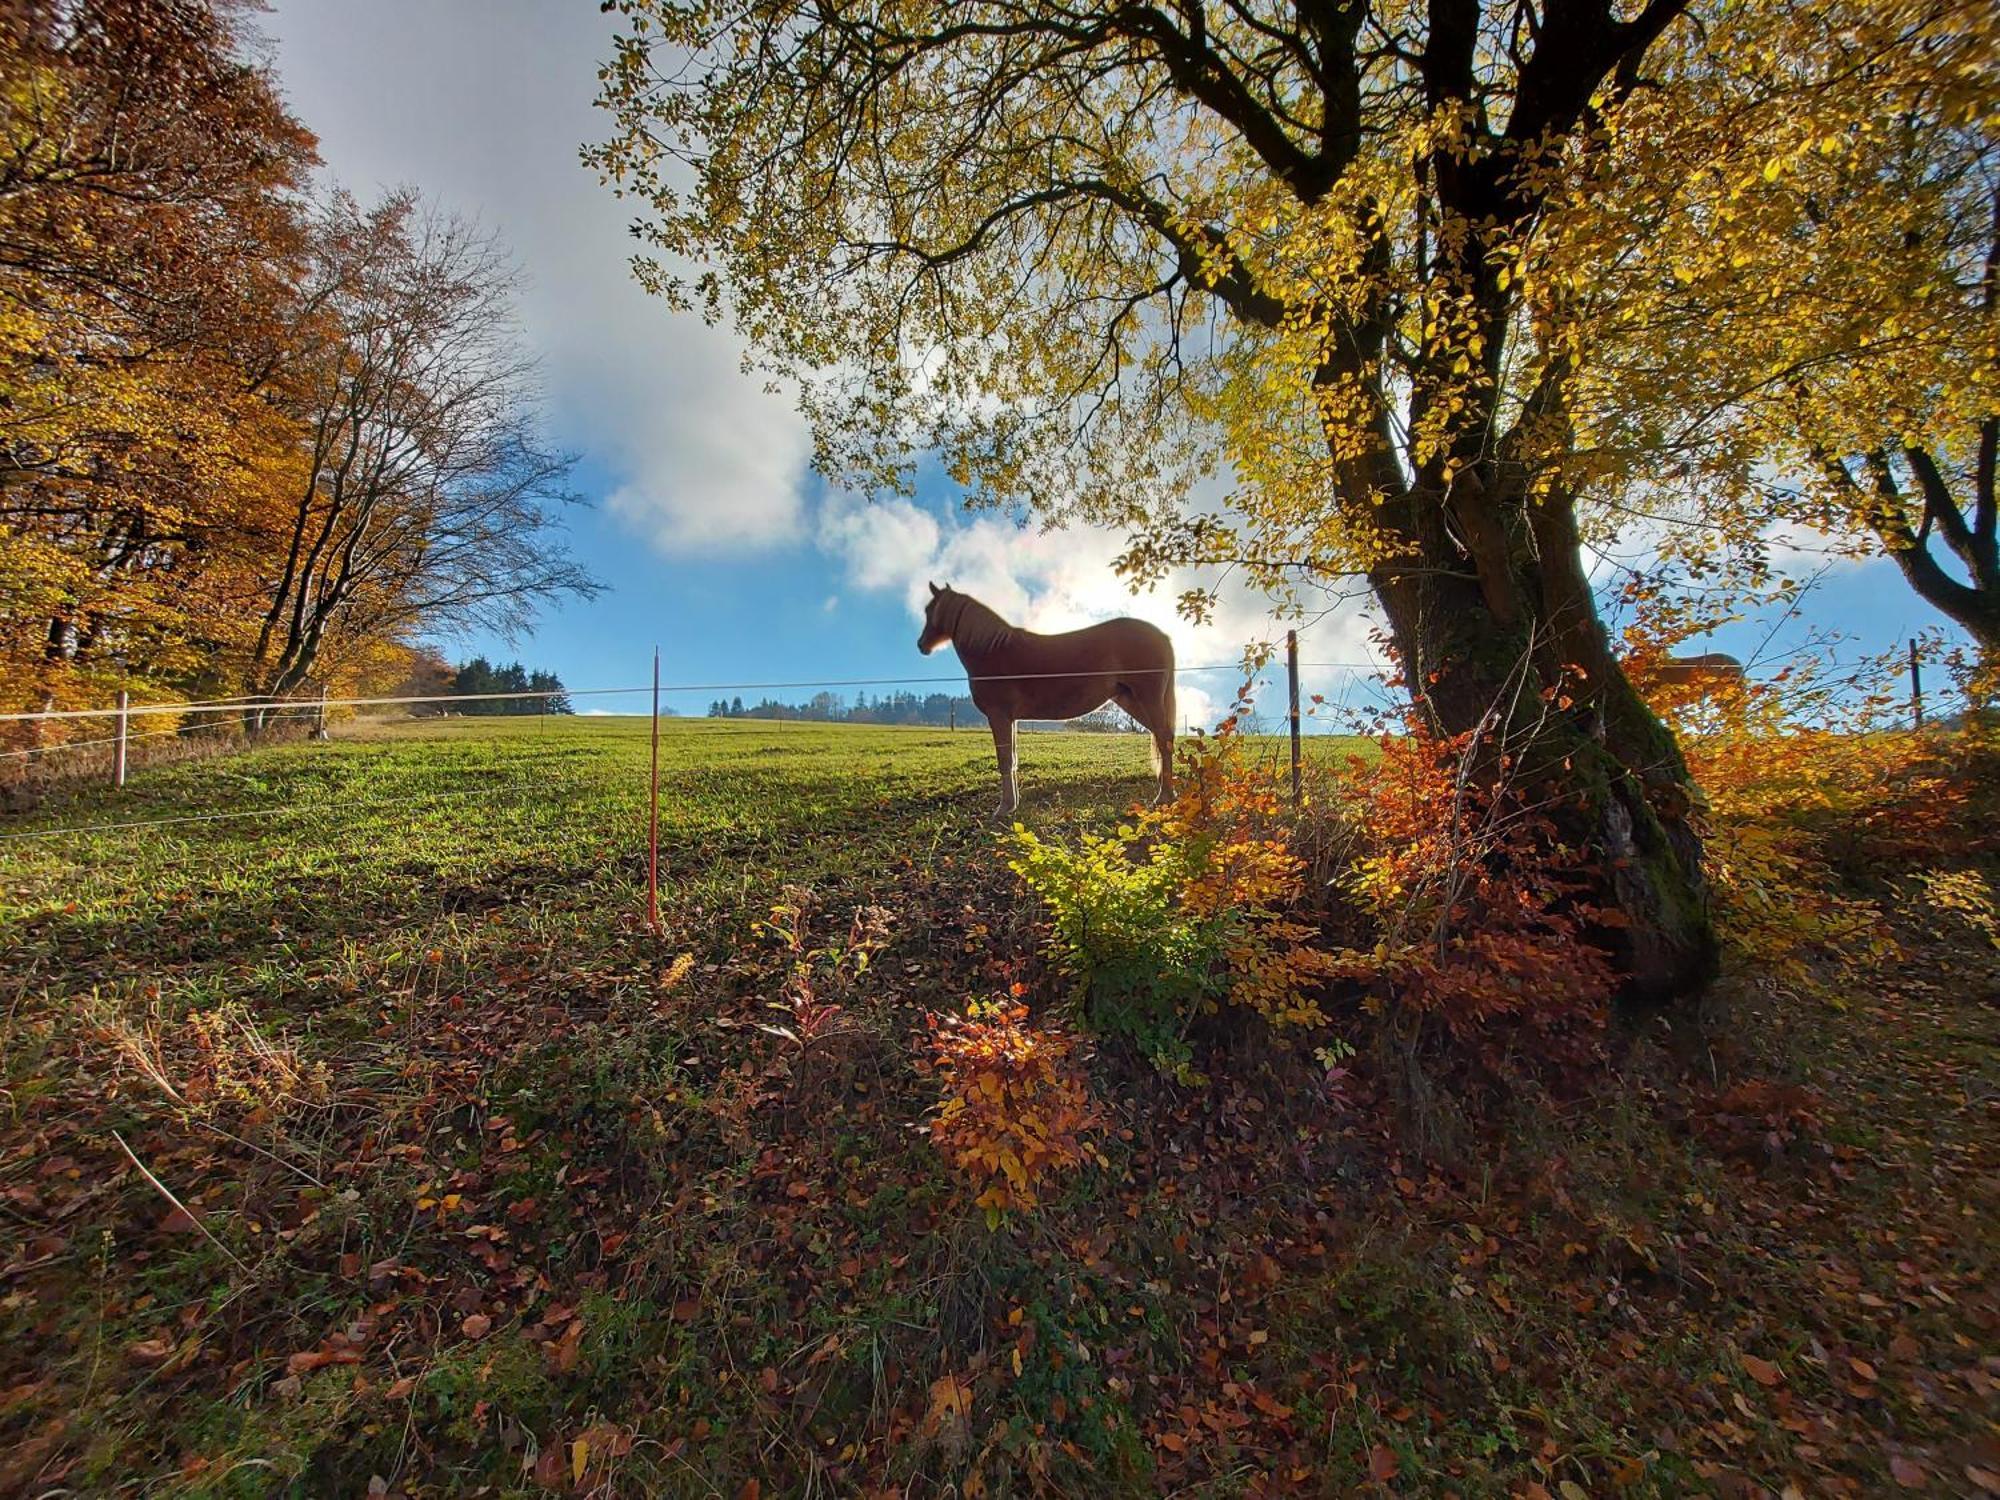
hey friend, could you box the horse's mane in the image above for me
[947,591,1016,656]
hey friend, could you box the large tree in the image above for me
[0,0,315,704]
[592,0,1802,997]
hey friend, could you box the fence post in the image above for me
[1286,630,1302,807]
[1910,640,1923,728]
[114,689,129,788]
[648,647,661,936]
[314,685,329,742]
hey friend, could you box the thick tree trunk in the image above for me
[1369,488,1720,1005]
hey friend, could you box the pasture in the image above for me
[1,718,1994,1497]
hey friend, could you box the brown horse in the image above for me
[1641,652,1747,695]
[917,583,1175,815]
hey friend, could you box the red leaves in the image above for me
[1330,720,1617,1070]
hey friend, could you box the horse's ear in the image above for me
[928,581,940,597]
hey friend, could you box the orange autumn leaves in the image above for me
[926,1001,1101,1224]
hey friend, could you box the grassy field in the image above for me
[1,718,1994,1497]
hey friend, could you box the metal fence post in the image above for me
[1286,630,1302,807]
[114,689,129,788]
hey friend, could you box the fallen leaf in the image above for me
[1889,1456,1925,1489]
[532,1445,565,1489]
[1740,1353,1783,1387]
[571,1437,588,1485]
[1369,1444,1400,1481]
[286,1348,360,1376]
[129,1338,173,1364]
[1964,1465,2000,1495]
[461,1314,492,1340]
[926,1373,971,1433]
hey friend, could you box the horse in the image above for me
[1641,652,1747,695]
[917,583,1175,816]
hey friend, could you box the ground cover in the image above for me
[1,718,1993,1497]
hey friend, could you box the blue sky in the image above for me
[259,1,1962,729]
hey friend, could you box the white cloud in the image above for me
[817,493,1386,731]
[261,0,812,554]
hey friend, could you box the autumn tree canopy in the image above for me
[0,0,313,697]
[1587,6,1997,656]
[0,0,596,723]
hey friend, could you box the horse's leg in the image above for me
[1146,695,1175,805]
[1119,684,1176,806]
[1150,713,1175,804]
[990,717,1018,817]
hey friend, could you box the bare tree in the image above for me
[245,191,598,711]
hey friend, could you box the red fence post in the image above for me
[648,647,661,936]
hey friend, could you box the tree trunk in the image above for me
[1369,486,1720,1005]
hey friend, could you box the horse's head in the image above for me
[917,582,955,655]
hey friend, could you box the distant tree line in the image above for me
[704,690,1139,731]
[449,658,572,715]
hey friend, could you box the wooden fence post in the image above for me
[114,689,129,788]
[1286,630,1302,807]
[1909,640,1924,728]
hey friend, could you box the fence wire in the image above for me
[0,658,1391,726]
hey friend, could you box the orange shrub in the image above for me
[1328,721,1616,1064]
[927,1001,1102,1224]
[1153,730,1344,1029]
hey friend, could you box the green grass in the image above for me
[0,717,1992,1497]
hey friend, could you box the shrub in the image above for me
[1326,720,1617,1068]
[927,1001,1101,1224]
[1622,609,1920,993]
[1005,732,1337,1074]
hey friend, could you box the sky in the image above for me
[257,1,1960,729]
